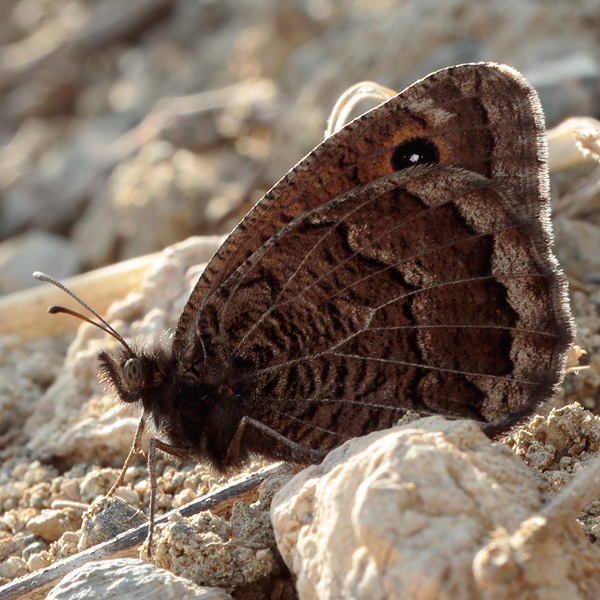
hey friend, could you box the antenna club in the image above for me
[35,272,134,354]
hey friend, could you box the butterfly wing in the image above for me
[175,62,574,446]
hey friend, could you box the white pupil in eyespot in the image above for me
[124,358,143,388]
[409,153,420,163]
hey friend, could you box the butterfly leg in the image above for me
[146,437,192,559]
[226,416,328,466]
[107,415,146,498]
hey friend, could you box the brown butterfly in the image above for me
[38,61,574,550]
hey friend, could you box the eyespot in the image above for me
[123,358,143,389]
[390,137,439,171]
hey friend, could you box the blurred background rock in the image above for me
[0,0,599,293]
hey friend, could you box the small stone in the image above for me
[2,507,37,534]
[59,480,82,503]
[172,488,196,509]
[0,532,37,560]
[79,469,121,504]
[0,556,28,581]
[113,486,140,507]
[78,496,147,551]
[474,511,600,599]
[26,508,82,543]
[508,403,600,492]
[21,540,48,562]
[27,552,51,572]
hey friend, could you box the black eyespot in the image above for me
[390,138,440,172]
[123,358,143,389]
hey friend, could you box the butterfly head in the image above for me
[98,346,150,404]
[32,271,178,407]
[98,339,185,414]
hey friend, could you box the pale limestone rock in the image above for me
[271,416,600,600]
[45,558,232,600]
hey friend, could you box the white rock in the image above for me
[271,417,595,600]
[45,558,232,600]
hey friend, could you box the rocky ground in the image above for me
[1,0,600,599]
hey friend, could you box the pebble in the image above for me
[26,508,82,543]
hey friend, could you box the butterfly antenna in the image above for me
[33,271,133,353]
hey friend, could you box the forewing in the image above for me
[174,63,554,351]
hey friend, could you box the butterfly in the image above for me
[38,61,574,552]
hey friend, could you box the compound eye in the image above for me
[123,358,143,389]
